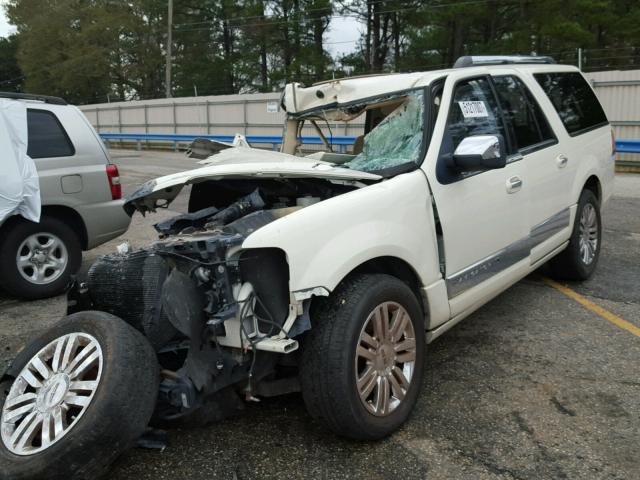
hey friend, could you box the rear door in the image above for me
[425,73,530,317]
[29,106,113,208]
[521,71,609,263]
[491,73,571,263]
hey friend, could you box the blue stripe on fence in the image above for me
[615,139,640,154]
[99,133,640,155]
[99,133,358,153]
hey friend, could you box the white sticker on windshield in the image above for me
[458,101,489,118]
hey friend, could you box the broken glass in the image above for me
[344,91,424,172]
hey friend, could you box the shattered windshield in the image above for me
[343,90,425,173]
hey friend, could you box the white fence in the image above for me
[586,70,640,162]
[79,92,365,140]
[79,69,640,159]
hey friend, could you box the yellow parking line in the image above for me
[542,277,640,338]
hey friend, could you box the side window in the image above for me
[534,72,608,136]
[437,77,505,184]
[27,109,75,159]
[447,77,505,152]
[493,75,555,152]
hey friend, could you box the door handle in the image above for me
[557,154,568,168]
[506,176,522,194]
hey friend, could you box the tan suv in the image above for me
[0,93,130,299]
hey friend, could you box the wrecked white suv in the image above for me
[0,56,614,479]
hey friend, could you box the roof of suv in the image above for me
[282,59,580,115]
[0,92,68,105]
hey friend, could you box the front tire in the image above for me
[0,311,159,480]
[550,189,602,281]
[0,216,82,299]
[300,274,425,440]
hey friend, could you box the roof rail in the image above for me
[453,55,556,68]
[0,92,68,105]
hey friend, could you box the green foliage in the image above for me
[0,35,22,92]
[2,0,639,103]
[394,0,640,74]
[6,0,120,103]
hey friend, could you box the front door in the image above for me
[425,74,530,317]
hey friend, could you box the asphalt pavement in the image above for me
[1,150,638,480]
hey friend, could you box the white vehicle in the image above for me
[0,57,614,479]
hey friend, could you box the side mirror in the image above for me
[452,134,507,172]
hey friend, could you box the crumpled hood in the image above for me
[124,147,381,215]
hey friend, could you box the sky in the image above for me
[326,16,361,58]
[0,3,359,58]
[0,1,13,38]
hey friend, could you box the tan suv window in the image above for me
[27,109,75,159]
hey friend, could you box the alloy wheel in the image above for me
[578,203,598,265]
[355,301,416,417]
[16,233,69,285]
[1,333,103,455]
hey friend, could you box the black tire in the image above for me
[300,274,425,440]
[0,215,82,299]
[549,189,602,281]
[0,311,159,480]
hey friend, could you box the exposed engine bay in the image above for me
[68,176,359,423]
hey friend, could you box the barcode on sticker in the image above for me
[459,101,488,118]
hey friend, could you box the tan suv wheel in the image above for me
[0,216,81,299]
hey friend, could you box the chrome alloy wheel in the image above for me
[355,302,416,417]
[578,203,599,265]
[16,233,69,285]
[1,333,103,455]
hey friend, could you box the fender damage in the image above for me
[69,147,380,423]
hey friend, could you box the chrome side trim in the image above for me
[446,237,530,298]
[446,207,570,298]
[529,208,570,249]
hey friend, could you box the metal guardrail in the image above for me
[99,133,357,153]
[100,133,640,157]
[615,139,640,154]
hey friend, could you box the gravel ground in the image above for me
[1,150,638,480]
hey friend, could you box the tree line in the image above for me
[1,0,638,104]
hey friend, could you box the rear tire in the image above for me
[0,216,82,299]
[0,311,159,480]
[300,274,425,440]
[549,189,601,281]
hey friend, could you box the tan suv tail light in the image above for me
[106,164,122,200]
[611,129,616,156]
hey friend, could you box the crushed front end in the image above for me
[67,177,357,424]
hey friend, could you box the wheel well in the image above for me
[347,256,427,316]
[583,175,601,203]
[0,206,87,250]
[41,206,88,250]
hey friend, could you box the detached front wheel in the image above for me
[0,311,159,480]
[300,274,425,439]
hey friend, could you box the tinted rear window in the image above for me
[27,109,75,158]
[534,72,608,136]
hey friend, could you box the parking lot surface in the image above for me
[1,150,638,479]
